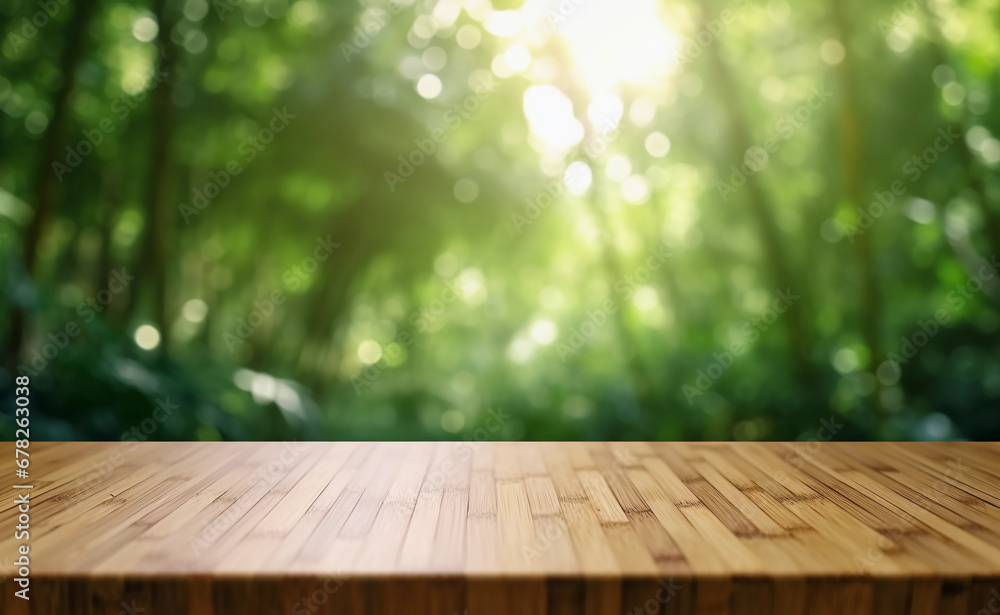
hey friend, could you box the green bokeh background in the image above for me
[1,0,999,441]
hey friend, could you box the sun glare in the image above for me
[509,0,678,152]
[548,0,679,94]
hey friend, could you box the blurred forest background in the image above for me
[1,0,999,442]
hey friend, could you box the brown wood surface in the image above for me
[0,441,999,614]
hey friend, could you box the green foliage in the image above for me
[1,0,999,442]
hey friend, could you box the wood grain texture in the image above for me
[0,442,998,615]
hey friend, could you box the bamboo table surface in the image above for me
[1,441,999,614]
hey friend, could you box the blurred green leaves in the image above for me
[0,0,999,443]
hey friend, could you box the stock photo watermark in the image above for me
[877,255,998,384]
[917,457,968,502]
[542,0,588,32]
[875,0,918,39]
[854,457,967,573]
[223,235,340,352]
[352,275,475,394]
[111,600,145,615]
[421,406,512,491]
[717,86,833,200]
[384,75,498,192]
[840,126,960,243]
[3,0,70,55]
[973,588,1000,615]
[341,2,406,62]
[73,397,181,491]
[683,287,800,403]
[511,118,622,233]
[189,440,306,554]
[17,269,135,377]
[179,107,297,223]
[675,0,750,68]
[556,243,672,361]
[290,575,348,615]
[626,580,683,615]
[783,417,843,470]
[213,0,283,23]
[52,71,169,182]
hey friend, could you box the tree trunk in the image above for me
[587,170,661,417]
[2,0,97,370]
[96,166,121,306]
[828,0,884,410]
[703,36,813,382]
[134,0,178,353]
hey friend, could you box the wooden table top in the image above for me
[2,441,999,614]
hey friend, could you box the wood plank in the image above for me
[1,442,998,615]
